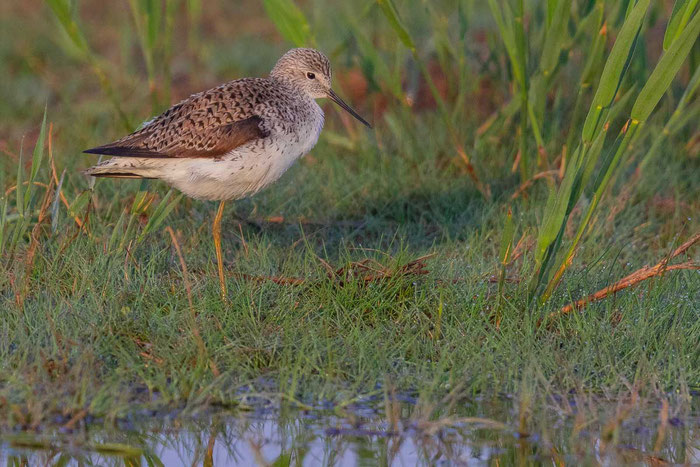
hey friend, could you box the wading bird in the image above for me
[84,48,371,297]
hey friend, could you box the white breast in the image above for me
[299,100,325,155]
[259,100,324,185]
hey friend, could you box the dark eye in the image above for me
[306,72,315,79]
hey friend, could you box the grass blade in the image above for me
[497,207,515,313]
[581,0,649,143]
[376,0,415,52]
[0,197,8,254]
[44,0,90,54]
[541,122,640,301]
[109,208,129,252]
[67,191,91,225]
[535,147,578,266]
[137,190,183,242]
[488,0,524,86]
[262,0,313,47]
[539,0,571,77]
[639,63,700,171]
[631,7,700,122]
[51,169,66,234]
[16,141,24,220]
[26,109,48,213]
[663,0,700,49]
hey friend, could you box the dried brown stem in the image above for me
[454,143,491,199]
[511,170,560,200]
[549,232,700,321]
[61,409,87,431]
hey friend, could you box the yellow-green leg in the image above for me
[213,200,227,299]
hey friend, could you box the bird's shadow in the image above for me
[222,182,497,261]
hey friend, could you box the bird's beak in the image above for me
[327,89,372,128]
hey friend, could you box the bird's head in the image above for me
[270,48,371,128]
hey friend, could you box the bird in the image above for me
[83,48,371,298]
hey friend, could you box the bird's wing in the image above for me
[84,79,271,159]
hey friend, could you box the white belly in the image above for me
[164,109,324,201]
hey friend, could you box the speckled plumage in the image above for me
[84,48,368,201]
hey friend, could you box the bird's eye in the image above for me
[306,72,315,79]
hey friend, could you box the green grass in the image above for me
[0,0,698,443]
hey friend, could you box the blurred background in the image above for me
[1,1,696,183]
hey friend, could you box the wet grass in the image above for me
[0,0,699,460]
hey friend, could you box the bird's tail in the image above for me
[83,158,158,179]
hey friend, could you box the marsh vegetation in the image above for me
[1,0,699,464]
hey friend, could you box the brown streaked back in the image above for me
[84,78,273,159]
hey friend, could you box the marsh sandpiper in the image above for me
[84,48,371,297]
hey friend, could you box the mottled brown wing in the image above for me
[84,79,271,159]
[84,115,268,159]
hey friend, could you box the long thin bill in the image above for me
[327,89,372,128]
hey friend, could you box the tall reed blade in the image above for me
[0,197,8,254]
[532,0,650,300]
[26,109,48,213]
[581,0,649,144]
[640,64,700,171]
[263,0,314,47]
[530,0,571,122]
[537,4,700,302]
[631,7,700,123]
[376,0,416,52]
[663,0,700,49]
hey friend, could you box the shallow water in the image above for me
[2,396,698,466]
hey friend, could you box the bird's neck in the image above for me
[268,66,298,87]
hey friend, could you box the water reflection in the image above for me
[2,397,699,465]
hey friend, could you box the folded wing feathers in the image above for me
[84,115,268,159]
